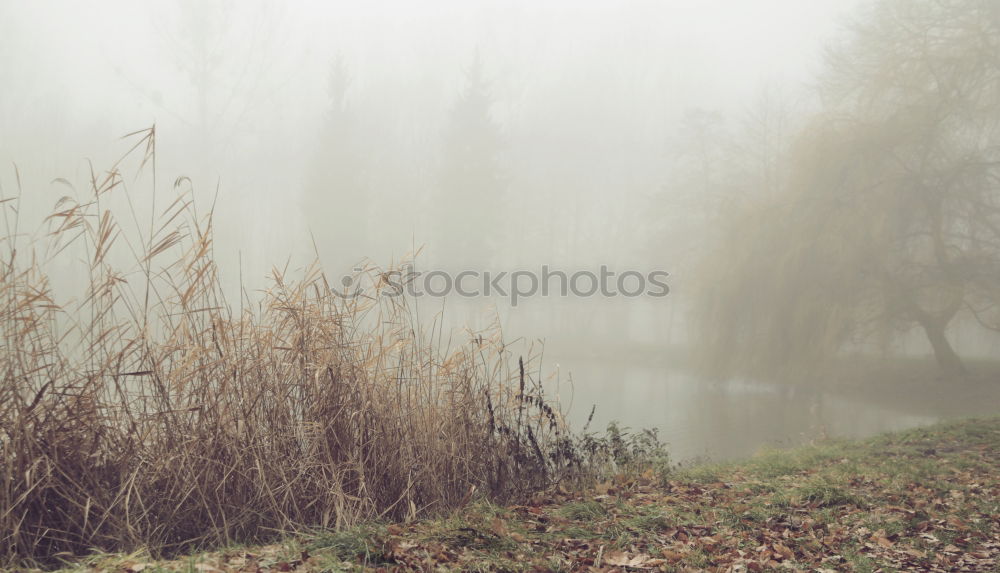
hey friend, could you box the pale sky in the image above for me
[1,0,866,288]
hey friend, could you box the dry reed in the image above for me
[0,128,600,567]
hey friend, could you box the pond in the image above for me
[547,354,999,463]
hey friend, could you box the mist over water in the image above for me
[4,0,1000,464]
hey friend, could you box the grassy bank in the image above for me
[40,416,1000,572]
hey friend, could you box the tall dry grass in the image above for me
[0,128,593,566]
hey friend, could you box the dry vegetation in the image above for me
[0,129,654,568]
[37,417,1000,572]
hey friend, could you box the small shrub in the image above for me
[574,420,671,481]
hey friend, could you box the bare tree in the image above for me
[433,53,508,270]
[302,56,371,273]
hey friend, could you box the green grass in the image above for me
[557,500,607,520]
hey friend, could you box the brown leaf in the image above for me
[946,516,968,530]
[661,549,686,562]
[490,517,509,537]
[919,533,940,544]
[871,530,894,549]
[390,539,417,552]
[604,551,651,568]
[773,543,794,560]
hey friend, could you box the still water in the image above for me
[547,356,998,463]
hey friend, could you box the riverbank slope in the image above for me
[42,417,1000,572]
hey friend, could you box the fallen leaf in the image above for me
[604,551,652,568]
[490,517,509,537]
[661,549,686,562]
[773,542,794,560]
[871,531,894,548]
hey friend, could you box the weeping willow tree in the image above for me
[695,0,1000,379]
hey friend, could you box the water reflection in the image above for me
[553,358,963,463]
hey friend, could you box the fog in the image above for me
[1,0,851,269]
[4,0,1000,461]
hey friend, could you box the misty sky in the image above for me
[1,0,863,320]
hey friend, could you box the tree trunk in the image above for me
[919,318,966,377]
